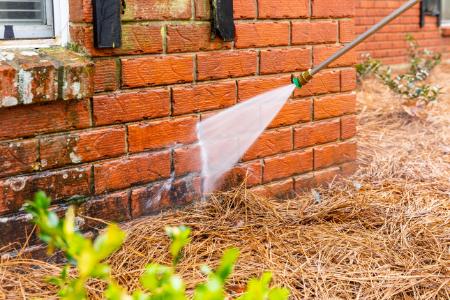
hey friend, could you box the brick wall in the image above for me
[355,0,450,64]
[0,0,358,250]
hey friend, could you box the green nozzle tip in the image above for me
[292,77,302,88]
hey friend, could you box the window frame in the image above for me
[0,0,69,48]
[442,0,450,26]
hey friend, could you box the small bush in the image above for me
[356,35,441,116]
[24,191,289,300]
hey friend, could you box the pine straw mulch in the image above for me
[1,65,449,300]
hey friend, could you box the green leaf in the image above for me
[93,224,126,260]
[215,247,239,282]
[165,226,191,265]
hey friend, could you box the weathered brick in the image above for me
[93,89,170,126]
[0,139,38,178]
[94,151,171,194]
[195,0,210,19]
[77,191,131,229]
[260,48,311,75]
[0,62,18,107]
[40,127,126,169]
[340,19,355,43]
[340,161,358,176]
[341,115,357,139]
[258,0,308,19]
[312,0,354,18]
[233,0,257,19]
[68,0,93,22]
[122,55,193,88]
[218,161,262,189]
[172,82,236,115]
[314,142,357,169]
[0,100,90,140]
[93,59,118,92]
[235,22,289,48]
[294,70,340,97]
[122,0,192,21]
[314,166,342,186]
[167,23,231,53]
[243,128,292,161]
[251,179,295,199]
[314,94,356,120]
[292,22,338,45]
[238,75,291,101]
[0,212,36,247]
[0,167,91,215]
[340,68,357,92]
[294,119,340,149]
[174,144,202,176]
[17,58,57,104]
[294,173,315,192]
[313,45,357,67]
[128,117,198,152]
[263,150,313,182]
[131,176,201,218]
[70,24,163,57]
[197,51,257,80]
[269,99,311,128]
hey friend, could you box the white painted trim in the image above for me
[0,0,69,48]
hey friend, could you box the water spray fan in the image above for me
[292,0,422,88]
[198,0,423,193]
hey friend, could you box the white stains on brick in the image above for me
[18,69,33,104]
[69,151,82,164]
[1,96,18,107]
[20,51,38,56]
[0,51,15,61]
[72,82,81,98]
[154,0,188,15]
[63,173,69,179]
[7,177,27,192]
[40,159,48,168]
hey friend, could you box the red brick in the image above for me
[167,24,231,53]
[233,0,257,19]
[0,212,36,247]
[174,145,201,176]
[294,119,340,149]
[128,117,198,153]
[260,48,311,75]
[312,0,354,18]
[314,142,357,169]
[0,167,91,215]
[340,161,358,176]
[122,0,192,20]
[292,22,338,45]
[269,99,311,128]
[251,179,295,199]
[0,100,90,140]
[68,0,93,22]
[294,70,340,97]
[172,82,236,115]
[131,176,201,218]
[314,167,341,186]
[340,19,355,43]
[93,89,170,126]
[18,59,57,104]
[258,0,308,18]
[0,62,18,107]
[235,22,289,48]
[40,127,126,169]
[341,115,357,139]
[94,59,118,92]
[94,151,171,194]
[218,161,262,189]
[314,94,356,120]
[0,139,38,177]
[294,173,315,192]
[195,0,210,19]
[197,51,257,80]
[340,68,357,92]
[238,75,291,101]
[243,128,292,161]
[77,191,131,229]
[263,150,313,182]
[70,24,163,57]
[313,45,357,68]
[122,55,193,88]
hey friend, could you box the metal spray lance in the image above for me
[292,0,422,88]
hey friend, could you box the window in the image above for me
[443,0,450,26]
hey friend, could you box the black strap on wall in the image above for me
[92,0,122,48]
[211,0,235,41]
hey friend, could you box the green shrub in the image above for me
[355,35,441,109]
[24,192,289,300]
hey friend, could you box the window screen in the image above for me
[443,0,450,25]
[0,0,54,39]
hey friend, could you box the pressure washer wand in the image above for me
[293,0,421,88]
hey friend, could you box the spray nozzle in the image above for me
[292,69,313,88]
